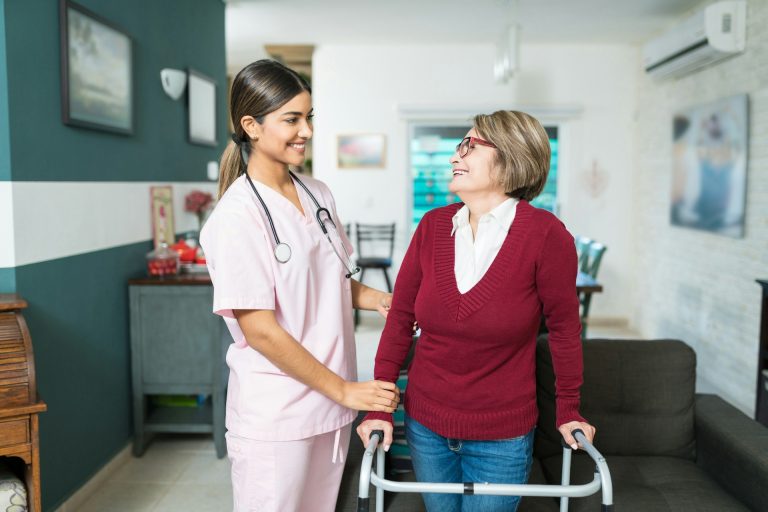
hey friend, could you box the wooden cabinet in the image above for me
[757,280,768,427]
[128,276,228,458]
[0,294,46,512]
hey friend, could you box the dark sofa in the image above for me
[521,337,768,512]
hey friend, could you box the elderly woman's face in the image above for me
[448,128,503,199]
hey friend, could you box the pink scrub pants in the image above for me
[226,424,352,512]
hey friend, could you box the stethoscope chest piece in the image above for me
[274,242,291,263]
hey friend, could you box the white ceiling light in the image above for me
[494,23,520,83]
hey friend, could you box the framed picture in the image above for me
[188,70,217,146]
[59,0,133,134]
[150,186,175,248]
[337,134,387,169]
[670,94,748,238]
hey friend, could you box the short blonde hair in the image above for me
[473,110,551,202]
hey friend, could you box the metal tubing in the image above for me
[573,431,613,506]
[369,472,602,497]
[376,445,385,512]
[560,446,572,512]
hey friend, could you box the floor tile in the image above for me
[109,449,197,484]
[78,482,169,512]
[150,483,233,512]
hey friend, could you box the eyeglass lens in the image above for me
[457,138,471,158]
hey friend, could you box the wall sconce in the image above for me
[160,68,188,100]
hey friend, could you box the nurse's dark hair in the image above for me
[218,59,311,198]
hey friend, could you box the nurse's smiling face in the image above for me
[247,91,314,168]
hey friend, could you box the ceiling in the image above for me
[226,0,707,54]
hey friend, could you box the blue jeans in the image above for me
[405,414,534,512]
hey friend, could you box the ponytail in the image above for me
[219,59,311,198]
[218,141,246,199]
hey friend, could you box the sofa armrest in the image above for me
[695,393,768,511]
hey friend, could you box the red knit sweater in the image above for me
[364,201,585,440]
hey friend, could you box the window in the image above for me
[410,125,559,230]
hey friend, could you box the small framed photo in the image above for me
[188,70,218,146]
[59,0,133,134]
[337,134,387,169]
[150,186,175,248]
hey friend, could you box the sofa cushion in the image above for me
[538,454,749,512]
[536,337,696,459]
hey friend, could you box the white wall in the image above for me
[633,0,768,415]
[312,42,639,320]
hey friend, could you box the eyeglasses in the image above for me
[456,136,497,158]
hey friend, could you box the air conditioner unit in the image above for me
[643,0,746,80]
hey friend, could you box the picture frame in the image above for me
[59,0,133,134]
[670,94,748,238]
[188,69,218,146]
[337,134,387,169]
[150,186,175,248]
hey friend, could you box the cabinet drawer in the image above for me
[0,417,29,446]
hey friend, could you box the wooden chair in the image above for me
[353,223,396,328]
[0,295,46,512]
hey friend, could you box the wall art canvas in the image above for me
[671,94,748,238]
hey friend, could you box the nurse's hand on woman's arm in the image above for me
[234,309,400,412]
[350,280,392,318]
[356,419,394,452]
[339,381,400,413]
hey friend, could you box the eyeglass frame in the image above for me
[456,136,497,159]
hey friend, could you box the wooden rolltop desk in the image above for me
[0,294,46,512]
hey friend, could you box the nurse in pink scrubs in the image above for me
[200,60,399,512]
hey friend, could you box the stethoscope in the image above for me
[245,171,361,279]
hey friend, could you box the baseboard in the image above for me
[584,316,630,328]
[53,443,132,512]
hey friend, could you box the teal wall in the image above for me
[5,0,227,182]
[15,241,149,508]
[2,0,227,509]
[0,267,14,291]
[0,0,10,181]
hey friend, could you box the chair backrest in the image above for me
[355,223,396,259]
[583,242,607,278]
[535,336,696,460]
[575,236,592,271]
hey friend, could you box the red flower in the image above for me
[185,190,214,214]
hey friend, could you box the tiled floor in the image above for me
[78,436,232,512]
[78,315,644,511]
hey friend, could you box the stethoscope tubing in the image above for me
[244,171,360,277]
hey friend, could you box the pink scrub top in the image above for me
[200,174,357,441]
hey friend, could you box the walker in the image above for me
[357,429,613,512]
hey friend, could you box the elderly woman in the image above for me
[357,110,595,512]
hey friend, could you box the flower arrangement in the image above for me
[184,190,214,229]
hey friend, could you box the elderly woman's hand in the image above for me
[558,421,596,450]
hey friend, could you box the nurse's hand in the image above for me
[376,292,393,318]
[340,380,400,413]
[357,419,394,452]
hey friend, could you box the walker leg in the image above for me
[376,446,385,512]
[560,447,572,512]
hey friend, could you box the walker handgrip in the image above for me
[562,428,586,449]
[370,429,385,446]
[357,497,369,512]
